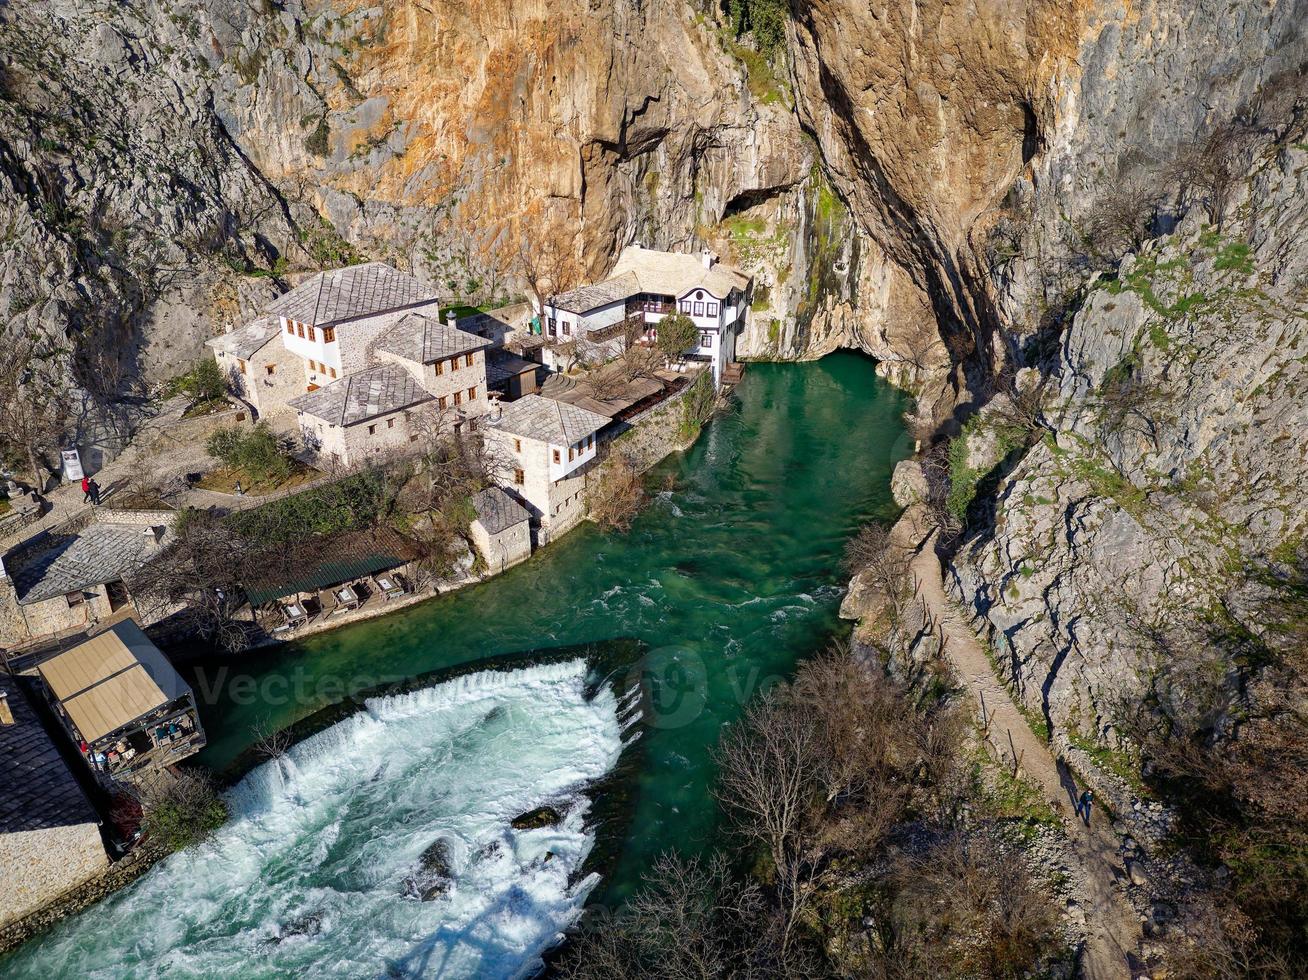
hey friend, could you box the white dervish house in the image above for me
[539,245,752,386]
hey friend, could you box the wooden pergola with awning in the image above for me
[36,620,206,779]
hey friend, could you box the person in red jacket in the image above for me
[81,475,91,503]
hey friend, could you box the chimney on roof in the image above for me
[701,249,715,269]
[446,310,458,329]
[0,691,13,726]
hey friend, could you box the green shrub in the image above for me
[140,771,227,853]
[170,359,227,406]
[227,470,386,543]
[678,370,717,440]
[205,423,292,484]
[656,312,699,358]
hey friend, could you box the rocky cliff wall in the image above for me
[0,0,837,413]
[948,115,1308,737]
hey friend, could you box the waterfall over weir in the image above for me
[5,659,625,979]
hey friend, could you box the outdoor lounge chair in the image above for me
[374,573,405,599]
[333,584,360,612]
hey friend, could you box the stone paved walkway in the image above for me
[905,516,1144,980]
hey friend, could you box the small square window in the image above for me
[438,395,447,409]
[368,424,377,435]
[465,353,473,367]
[265,364,276,376]
[329,367,337,379]
[514,438,521,452]
[435,360,443,376]
[454,391,462,405]
[468,386,477,400]
[514,468,525,485]
[553,449,561,464]
[452,358,459,372]
[286,321,294,335]
[387,418,395,429]
[65,591,85,608]
[307,326,316,342]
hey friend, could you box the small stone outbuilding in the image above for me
[0,672,108,929]
[469,488,532,573]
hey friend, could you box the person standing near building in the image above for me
[87,479,101,507]
[81,475,91,503]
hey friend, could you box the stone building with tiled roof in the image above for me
[372,312,492,420]
[0,511,173,649]
[288,363,435,470]
[0,672,109,929]
[208,261,445,405]
[204,316,304,420]
[484,395,611,543]
[469,487,531,573]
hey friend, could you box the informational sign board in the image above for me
[61,447,85,483]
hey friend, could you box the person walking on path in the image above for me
[1078,789,1094,826]
[81,475,92,503]
[87,479,102,507]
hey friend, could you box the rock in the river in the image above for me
[510,806,563,831]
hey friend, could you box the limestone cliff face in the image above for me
[0,0,825,420]
[949,119,1308,736]
[786,0,1307,418]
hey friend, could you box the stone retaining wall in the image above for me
[95,508,177,529]
[0,843,165,954]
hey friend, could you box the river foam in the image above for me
[4,659,624,979]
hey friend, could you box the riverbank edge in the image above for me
[0,383,717,959]
[180,378,715,663]
[0,843,167,955]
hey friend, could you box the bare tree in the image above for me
[588,452,646,531]
[843,521,912,632]
[127,509,257,651]
[0,330,72,489]
[251,717,292,761]
[714,686,824,959]
[516,229,582,314]
[1081,177,1163,266]
[551,337,582,373]
[557,852,768,979]
[1169,124,1247,228]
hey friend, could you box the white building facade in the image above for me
[540,246,751,385]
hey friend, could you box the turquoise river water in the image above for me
[5,353,911,978]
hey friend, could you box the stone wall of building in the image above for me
[215,337,305,421]
[374,347,489,417]
[469,519,531,574]
[0,823,109,929]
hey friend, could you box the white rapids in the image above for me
[5,659,625,979]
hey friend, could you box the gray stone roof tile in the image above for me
[487,394,609,445]
[374,313,490,364]
[266,262,438,326]
[288,363,433,427]
[550,271,641,314]
[9,525,163,605]
[609,245,750,299]
[0,673,101,834]
[471,487,530,535]
[205,316,280,360]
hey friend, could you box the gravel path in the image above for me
[906,517,1144,979]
